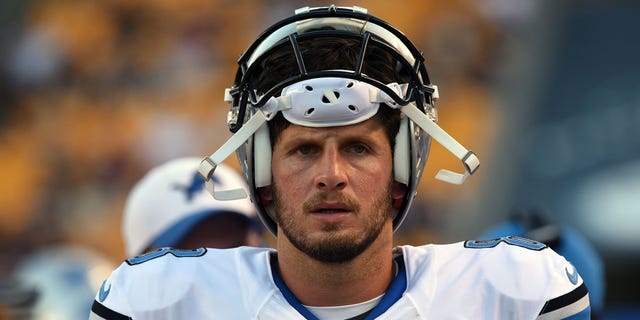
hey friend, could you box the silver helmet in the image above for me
[199,5,479,234]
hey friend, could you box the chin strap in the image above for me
[198,111,269,200]
[400,104,479,184]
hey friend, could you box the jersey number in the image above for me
[464,236,547,251]
[126,247,207,265]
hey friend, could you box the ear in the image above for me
[391,182,407,209]
[257,186,273,206]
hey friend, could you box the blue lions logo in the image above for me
[173,171,220,201]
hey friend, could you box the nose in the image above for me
[314,145,347,191]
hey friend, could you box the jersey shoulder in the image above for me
[402,237,590,319]
[90,246,274,319]
[461,236,586,295]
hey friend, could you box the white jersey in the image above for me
[89,237,590,319]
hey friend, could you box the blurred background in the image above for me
[0,0,638,318]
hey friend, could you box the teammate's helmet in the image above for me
[11,245,116,320]
[199,6,479,234]
[123,157,257,256]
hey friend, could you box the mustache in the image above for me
[302,192,361,214]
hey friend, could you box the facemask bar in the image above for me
[227,6,433,134]
[247,32,425,107]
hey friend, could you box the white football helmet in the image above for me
[199,5,479,234]
[11,245,116,320]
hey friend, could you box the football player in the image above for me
[90,6,590,319]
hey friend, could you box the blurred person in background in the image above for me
[0,0,269,264]
[122,157,264,257]
[0,274,38,320]
[479,209,605,319]
[4,245,115,320]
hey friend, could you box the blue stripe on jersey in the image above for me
[363,255,407,319]
[270,254,407,320]
[270,255,319,320]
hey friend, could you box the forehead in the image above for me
[276,117,389,144]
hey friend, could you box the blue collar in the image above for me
[270,254,407,320]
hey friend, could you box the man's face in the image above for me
[266,118,401,263]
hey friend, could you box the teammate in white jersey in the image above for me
[90,5,590,319]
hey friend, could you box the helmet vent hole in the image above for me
[305,108,315,116]
[305,85,313,91]
[322,91,340,103]
[321,91,340,103]
[348,105,358,112]
[346,82,354,88]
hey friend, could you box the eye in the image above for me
[297,144,314,155]
[349,144,368,154]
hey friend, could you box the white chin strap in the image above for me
[198,77,479,200]
[399,104,479,184]
[199,112,268,200]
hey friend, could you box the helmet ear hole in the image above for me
[393,116,410,185]
[254,123,272,188]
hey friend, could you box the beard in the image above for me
[273,183,393,263]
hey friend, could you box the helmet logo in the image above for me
[173,172,220,202]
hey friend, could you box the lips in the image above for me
[303,193,360,218]
[310,203,352,214]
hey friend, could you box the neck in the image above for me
[275,224,395,306]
